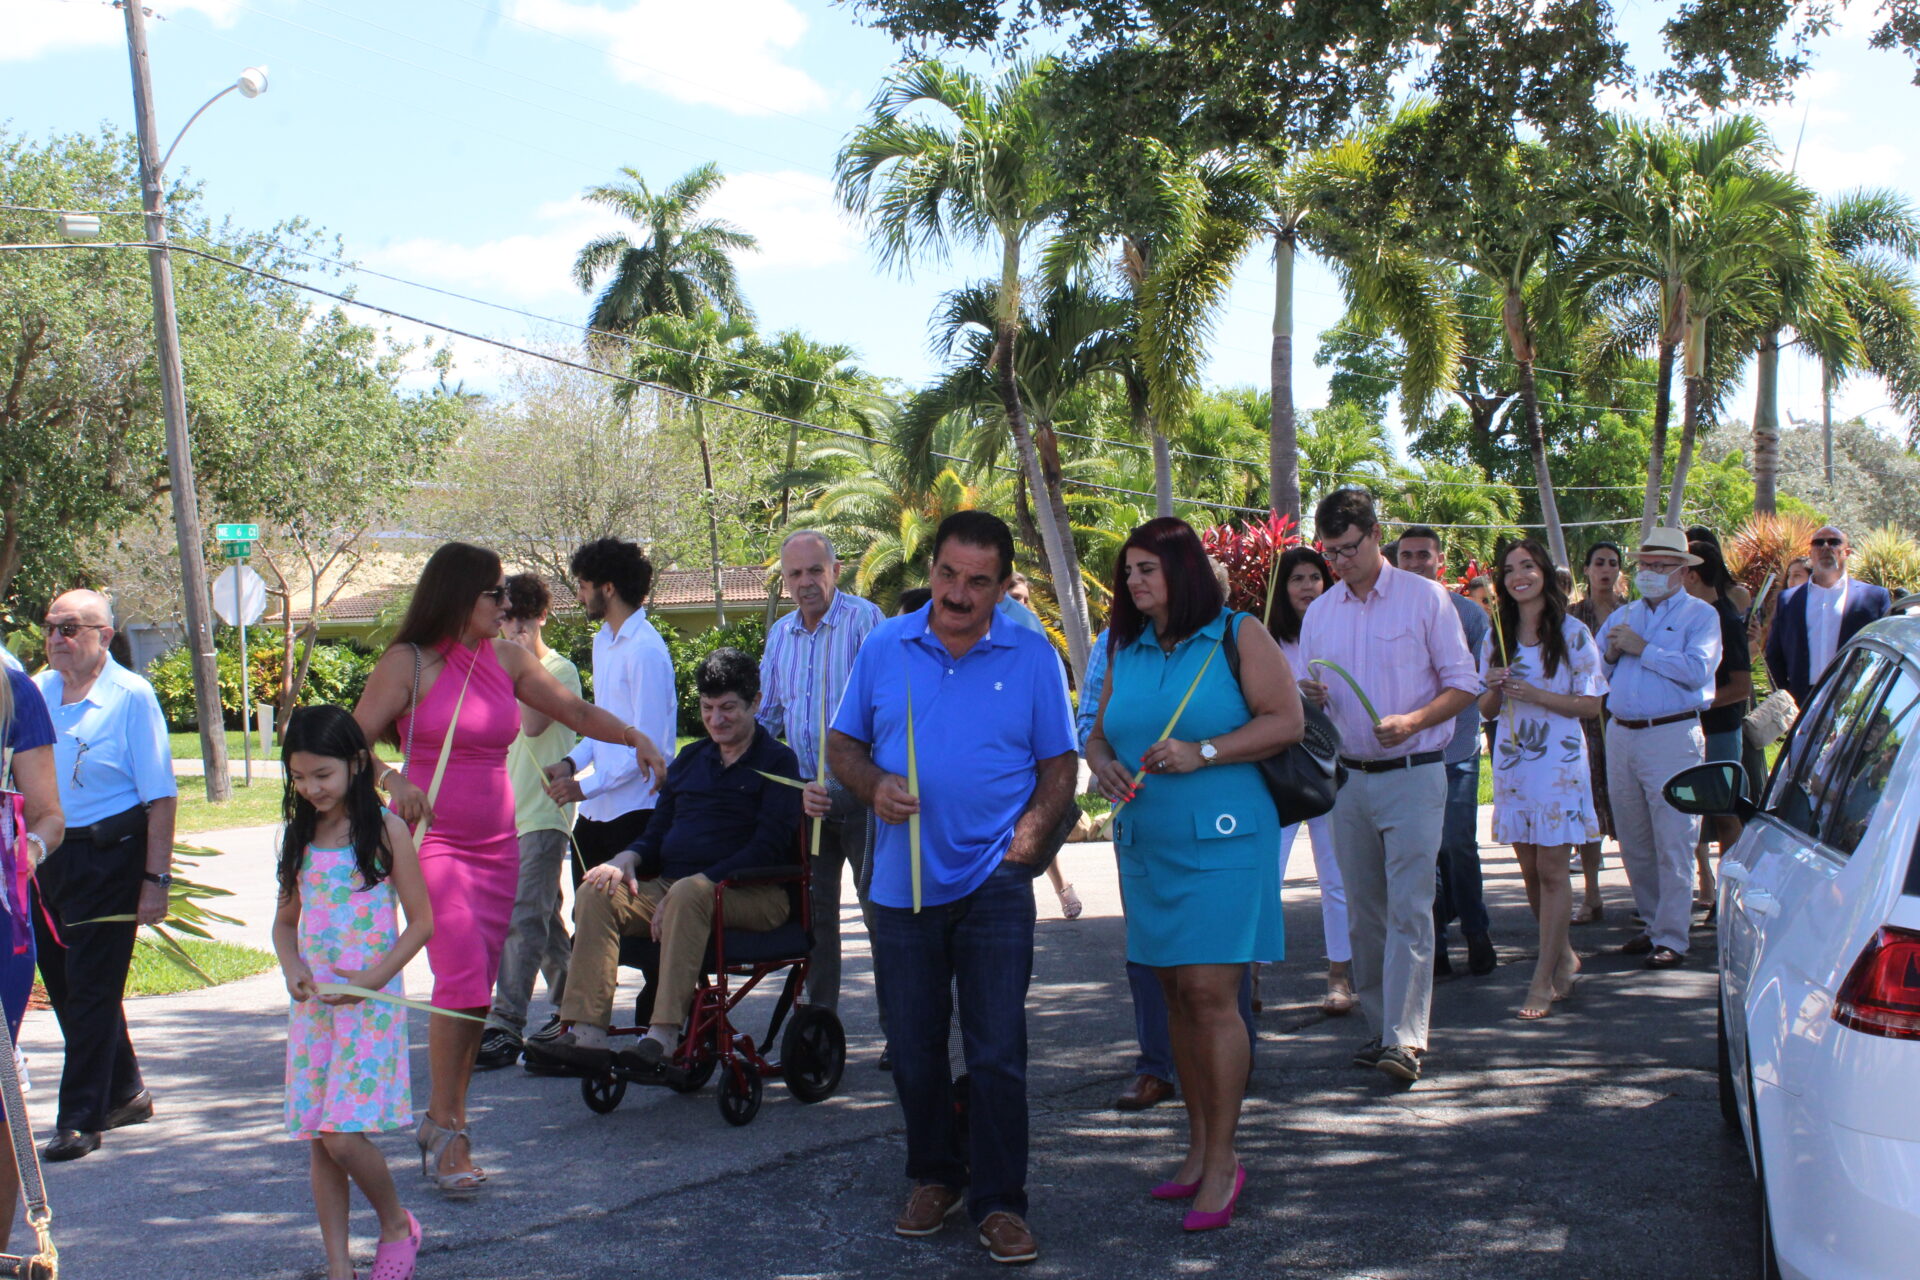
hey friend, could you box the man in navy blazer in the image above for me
[1764,526,1891,708]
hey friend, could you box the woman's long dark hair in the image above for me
[1689,540,1736,597]
[390,542,503,653]
[1108,517,1224,651]
[1269,546,1332,645]
[278,705,393,901]
[1494,539,1571,678]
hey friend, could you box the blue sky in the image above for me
[7,0,1919,456]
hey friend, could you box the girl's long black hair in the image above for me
[278,705,393,901]
[1494,539,1572,679]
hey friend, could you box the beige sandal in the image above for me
[416,1115,486,1194]
[1319,970,1354,1017]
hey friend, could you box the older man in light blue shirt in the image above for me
[1599,530,1721,968]
[34,589,177,1160]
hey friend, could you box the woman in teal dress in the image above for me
[1087,517,1303,1230]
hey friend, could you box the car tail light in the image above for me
[1834,926,1920,1041]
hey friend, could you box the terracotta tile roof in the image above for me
[287,567,781,628]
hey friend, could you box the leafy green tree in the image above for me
[573,161,758,335]
[836,58,1094,682]
[621,309,763,625]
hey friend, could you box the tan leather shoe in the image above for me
[894,1183,963,1237]
[978,1211,1039,1264]
[1114,1074,1175,1111]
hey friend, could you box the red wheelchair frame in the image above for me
[578,830,847,1126]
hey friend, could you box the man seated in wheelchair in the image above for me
[543,646,803,1071]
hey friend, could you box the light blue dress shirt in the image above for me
[1445,593,1490,763]
[996,596,1047,635]
[758,587,885,781]
[833,605,1076,909]
[35,657,178,827]
[1074,628,1112,751]
[1599,592,1721,720]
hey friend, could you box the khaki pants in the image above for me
[1606,718,1704,954]
[559,874,789,1031]
[1329,763,1448,1051]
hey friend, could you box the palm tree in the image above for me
[573,162,758,338]
[620,308,762,625]
[1573,116,1811,536]
[835,58,1094,682]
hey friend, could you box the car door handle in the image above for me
[1742,889,1780,918]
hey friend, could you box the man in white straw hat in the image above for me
[1597,528,1722,970]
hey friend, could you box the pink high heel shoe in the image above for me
[1150,1178,1200,1200]
[1182,1166,1246,1231]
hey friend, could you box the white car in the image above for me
[1667,618,1920,1280]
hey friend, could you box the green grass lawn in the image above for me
[169,730,258,760]
[175,783,285,833]
[123,937,277,997]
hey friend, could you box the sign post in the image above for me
[212,560,267,786]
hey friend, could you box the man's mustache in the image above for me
[939,597,974,615]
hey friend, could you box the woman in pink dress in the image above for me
[354,543,666,1192]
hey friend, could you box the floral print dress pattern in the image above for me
[285,843,412,1140]
[1478,616,1609,847]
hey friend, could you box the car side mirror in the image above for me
[1663,761,1754,821]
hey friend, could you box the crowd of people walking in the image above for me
[0,494,1896,1274]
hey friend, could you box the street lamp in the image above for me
[120,0,269,803]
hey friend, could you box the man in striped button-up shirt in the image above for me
[758,530,885,1015]
[1300,490,1479,1084]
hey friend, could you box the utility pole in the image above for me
[122,0,232,801]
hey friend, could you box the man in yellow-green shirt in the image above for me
[479,573,583,1069]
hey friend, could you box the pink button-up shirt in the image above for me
[1299,561,1480,761]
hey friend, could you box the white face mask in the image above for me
[1636,568,1678,600]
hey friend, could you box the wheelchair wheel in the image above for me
[718,1063,763,1126]
[581,1071,627,1115]
[668,1056,716,1094]
[781,1006,846,1104]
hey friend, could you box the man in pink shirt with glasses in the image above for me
[1299,490,1479,1084]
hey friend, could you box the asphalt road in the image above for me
[19,823,1757,1280]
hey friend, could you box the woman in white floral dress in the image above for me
[1479,541,1607,1020]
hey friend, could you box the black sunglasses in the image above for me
[479,586,509,603]
[1811,538,1844,548]
[44,621,107,639]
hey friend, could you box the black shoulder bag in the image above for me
[1220,612,1347,826]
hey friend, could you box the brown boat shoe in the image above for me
[894,1183,964,1238]
[978,1211,1039,1265]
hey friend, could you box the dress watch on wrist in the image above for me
[143,871,174,888]
[1198,740,1218,766]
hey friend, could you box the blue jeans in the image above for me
[870,859,1036,1224]
[1128,961,1256,1082]
[1434,759,1490,940]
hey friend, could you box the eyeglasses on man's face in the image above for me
[44,621,107,640]
[1811,538,1844,549]
[1323,532,1373,563]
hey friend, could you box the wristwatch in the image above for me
[143,871,174,887]
[1198,740,1218,766]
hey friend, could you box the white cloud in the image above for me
[363,169,857,323]
[1788,139,1908,199]
[508,0,830,116]
[4,0,245,62]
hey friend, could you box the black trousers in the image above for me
[32,808,147,1133]
[568,808,654,887]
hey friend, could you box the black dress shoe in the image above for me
[876,1046,892,1072]
[1434,947,1455,977]
[1620,932,1655,956]
[104,1090,154,1129]
[1466,933,1497,976]
[538,1033,613,1071]
[44,1130,100,1162]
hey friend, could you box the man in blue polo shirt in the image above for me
[830,511,1077,1267]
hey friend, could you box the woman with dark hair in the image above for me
[1684,539,1753,912]
[1566,541,1625,924]
[1266,546,1351,1016]
[1,660,61,1247]
[1479,540,1606,1020]
[353,542,667,1193]
[1086,517,1302,1229]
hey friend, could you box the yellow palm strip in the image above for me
[754,771,808,789]
[1102,641,1221,838]
[311,983,486,1022]
[906,674,922,913]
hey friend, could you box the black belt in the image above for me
[1339,750,1444,774]
[76,804,149,848]
[1613,712,1700,731]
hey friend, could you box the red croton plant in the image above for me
[1199,512,1303,623]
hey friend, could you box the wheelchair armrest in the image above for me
[720,864,801,886]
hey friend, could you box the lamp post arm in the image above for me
[156,82,239,180]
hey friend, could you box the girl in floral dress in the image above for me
[273,706,433,1280]
[1479,542,1607,1021]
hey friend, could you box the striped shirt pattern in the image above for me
[758,587,885,781]
[1299,561,1480,761]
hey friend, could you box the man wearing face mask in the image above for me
[1764,526,1891,710]
[1598,529,1722,970]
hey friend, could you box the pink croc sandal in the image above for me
[368,1211,422,1280]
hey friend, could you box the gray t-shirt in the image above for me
[1445,592,1491,763]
